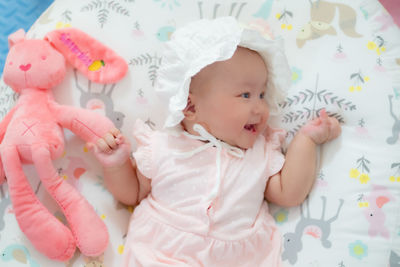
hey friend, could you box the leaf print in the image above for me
[81,0,132,28]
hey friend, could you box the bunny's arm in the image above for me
[51,102,114,143]
[0,105,18,143]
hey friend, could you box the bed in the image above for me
[0,0,399,266]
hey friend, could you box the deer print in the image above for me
[297,1,362,48]
[387,95,400,145]
[83,255,106,267]
[58,156,90,191]
[1,244,39,267]
[63,156,90,180]
[0,185,11,232]
[197,1,247,19]
[64,250,81,267]
[390,250,400,267]
[363,184,393,239]
[282,196,344,264]
[74,69,125,129]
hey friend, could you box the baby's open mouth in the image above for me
[244,124,256,133]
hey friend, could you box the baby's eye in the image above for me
[259,92,265,99]
[241,92,250,99]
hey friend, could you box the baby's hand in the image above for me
[87,128,131,168]
[300,109,341,144]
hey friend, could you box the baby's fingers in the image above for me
[96,137,113,153]
[319,108,328,119]
[109,128,121,138]
[328,117,341,140]
[103,132,119,150]
[115,134,125,145]
[98,128,122,151]
[316,109,329,125]
[86,142,101,155]
[309,109,327,127]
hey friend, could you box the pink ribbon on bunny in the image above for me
[0,27,128,261]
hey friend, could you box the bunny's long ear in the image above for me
[8,29,26,48]
[45,28,128,84]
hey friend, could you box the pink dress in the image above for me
[124,120,286,267]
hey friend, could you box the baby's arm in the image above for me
[265,110,341,207]
[88,128,151,205]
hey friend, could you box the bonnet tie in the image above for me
[173,124,244,201]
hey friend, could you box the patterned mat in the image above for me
[0,0,54,75]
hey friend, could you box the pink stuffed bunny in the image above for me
[0,28,128,261]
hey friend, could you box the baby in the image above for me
[89,17,341,266]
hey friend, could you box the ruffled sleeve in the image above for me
[132,119,155,179]
[263,126,286,178]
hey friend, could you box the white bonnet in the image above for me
[155,16,292,129]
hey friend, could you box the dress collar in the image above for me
[173,124,245,201]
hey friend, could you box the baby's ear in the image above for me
[183,94,196,120]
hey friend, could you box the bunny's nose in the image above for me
[19,64,31,72]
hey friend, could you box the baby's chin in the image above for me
[225,137,258,151]
[211,129,261,150]
[237,141,256,150]
[182,121,258,150]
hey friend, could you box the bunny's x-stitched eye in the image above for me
[41,55,47,60]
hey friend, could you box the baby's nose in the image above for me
[253,101,267,114]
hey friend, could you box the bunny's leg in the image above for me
[1,145,76,261]
[31,143,109,257]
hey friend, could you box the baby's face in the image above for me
[187,47,269,149]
